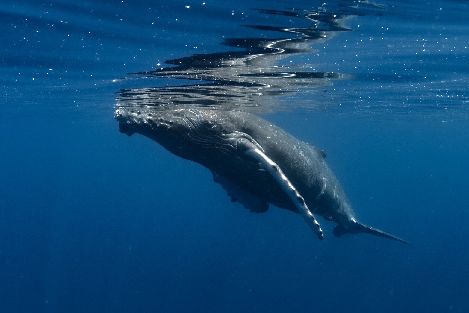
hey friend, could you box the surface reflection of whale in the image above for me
[116,107,407,244]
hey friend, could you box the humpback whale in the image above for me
[116,107,406,243]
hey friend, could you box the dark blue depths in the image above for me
[1,1,469,313]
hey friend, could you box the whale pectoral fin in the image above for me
[212,172,269,213]
[230,134,324,240]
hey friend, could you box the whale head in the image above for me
[115,106,229,160]
[115,107,194,135]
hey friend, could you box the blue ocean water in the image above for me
[1,0,469,312]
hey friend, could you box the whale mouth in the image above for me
[115,108,141,136]
[118,120,136,136]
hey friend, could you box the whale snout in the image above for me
[115,108,139,136]
[115,107,162,135]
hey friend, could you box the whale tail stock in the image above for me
[333,222,408,244]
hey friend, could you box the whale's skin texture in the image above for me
[116,107,406,243]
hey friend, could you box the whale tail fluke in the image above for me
[334,222,408,244]
[357,223,408,244]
